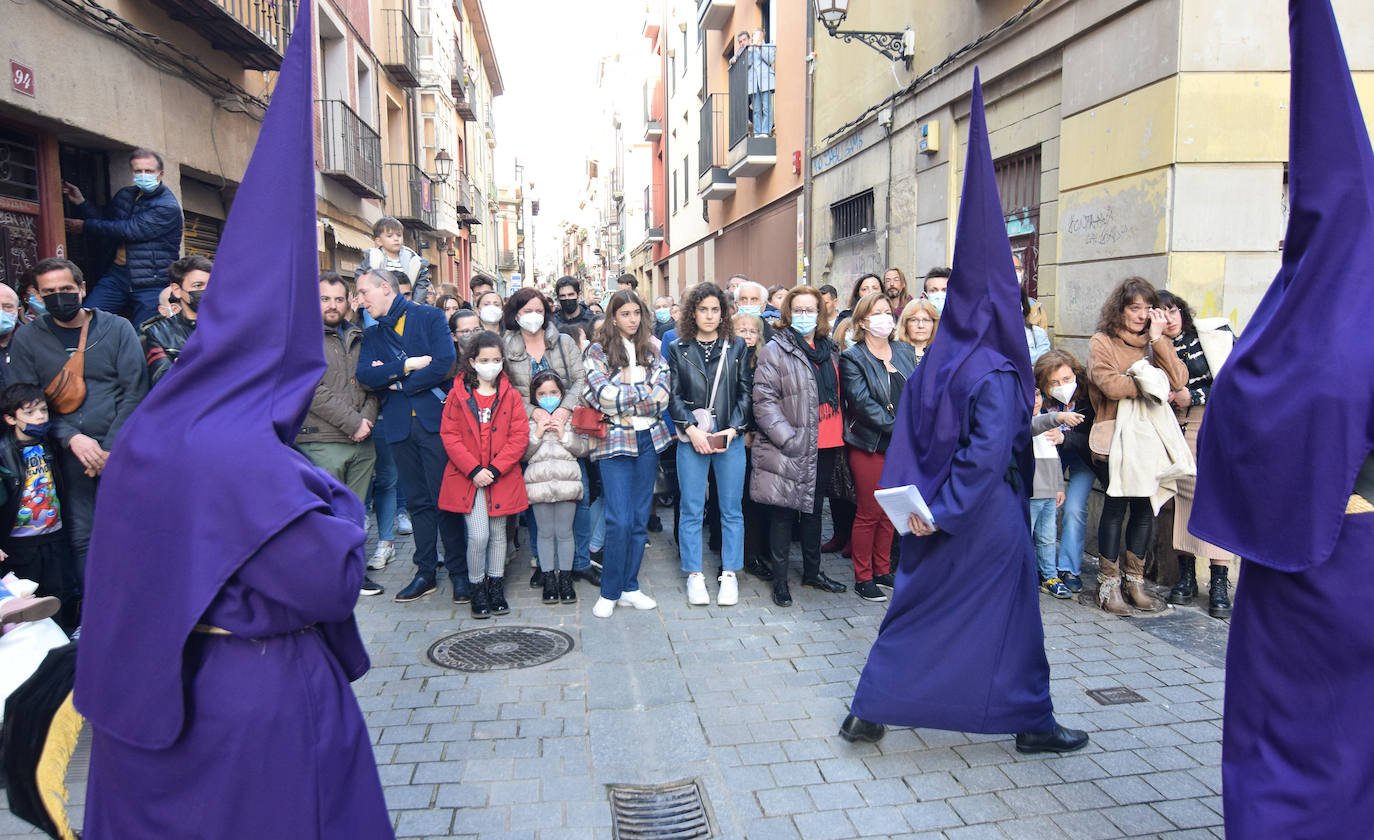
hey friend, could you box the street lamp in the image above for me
[432,149,453,184]
[815,0,914,69]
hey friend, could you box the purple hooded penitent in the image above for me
[1190,2,1374,835]
[73,2,392,836]
[851,68,1053,735]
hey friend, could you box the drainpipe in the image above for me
[802,0,815,285]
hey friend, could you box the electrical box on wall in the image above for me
[919,121,940,155]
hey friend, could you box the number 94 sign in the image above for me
[11,62,35,97]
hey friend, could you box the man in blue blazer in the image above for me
[356,269,467,602]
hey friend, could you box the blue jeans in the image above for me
[370,435,399,543]
[589,497,606,551]
[598,430,658,599]
[390,417,466,585]
[526,460,592,571]
[1029,498,1058,581]
[676,437,745,573]
[85,264,163,325]
[751,90,774,136]
[1057,450,1097,576]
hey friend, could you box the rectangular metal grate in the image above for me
[1086,687,1148,706]
[609,779,716,840]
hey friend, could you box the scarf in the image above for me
[792,328,839,416]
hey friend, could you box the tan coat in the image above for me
[1088,329,1188,440]
[523,415,591,504]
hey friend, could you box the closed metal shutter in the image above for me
[183,211,223,258]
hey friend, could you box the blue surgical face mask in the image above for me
[0,311,15,337]
[21,422,50,439]
[27,294,46,316]
[133,173,160,193]
[926,291,947,315]
[537,395,562,414]
[738,304,762,317]
[654,308,672,323]
[791,313,818,336]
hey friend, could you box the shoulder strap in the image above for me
[705,344,728,413]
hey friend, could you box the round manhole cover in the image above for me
[427,626,575,672]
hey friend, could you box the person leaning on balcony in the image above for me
[749,29,776,137]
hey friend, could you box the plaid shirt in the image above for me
[583,342,671,460]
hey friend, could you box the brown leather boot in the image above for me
[1096,558,1131,615]
[1123,551,1158,611]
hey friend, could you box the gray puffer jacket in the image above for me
[749,329,834,512]
[523,419,590,504]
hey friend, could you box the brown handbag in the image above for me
[45,320,89,414]
[571,404,608,439]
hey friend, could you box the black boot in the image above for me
[839,714,885,743]
[744,553,774,581]
[557,570,577,603]
[1168,554,1198,605]
[470,577,491,619]
[488,576,510,615]
[541,571,559,604]
[771,557,792,607]
[1208,564,1233,619]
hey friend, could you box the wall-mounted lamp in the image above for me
[816,0,915,69]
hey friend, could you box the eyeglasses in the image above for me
[790,308,818,316]
[909,318,934,326]
[736,327,760,336]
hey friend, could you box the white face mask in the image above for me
[926,291,946,315]
[1050,381,1077,405]
[866,312,895,340]
[517,312,544,333]
[474,361,504,382]
[479,305,502,324]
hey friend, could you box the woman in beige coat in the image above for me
[524,371,591,605]
[1087,277,1188,615]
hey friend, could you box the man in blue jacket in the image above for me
[63,148,183,325]
[356,268,467,603]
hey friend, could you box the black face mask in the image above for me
[179,289,206,313]
[22,422,51,439]
[42,292,83,322]
[559,298,580,316]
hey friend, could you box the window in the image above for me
[830,190,875,241]
[681,27,688,76]
[993,147,1042,297]
[682,155,689,203]
[672,169,678,213]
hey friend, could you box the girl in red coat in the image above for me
[440,330,530,618]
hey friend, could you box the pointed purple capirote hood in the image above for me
[75,0,367,748]
[1190,0,1374,572]
[882,67,1034,498]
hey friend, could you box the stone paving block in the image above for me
[770,760,823,787]
[1102,802,1177,835]
[742,816,804,840]
[945,824,1014,840]
[1048,810,1126,839]
[758,785,815,817]
[806,781,866,811]
[793,809,860,840]
[436,783,489,808]
[817,755,876,783]
[395,808,454,837]
[1000,815,1072,840]
[384,784,437,810]
[855,777,915,806]
[849,804,913,837]
[953,765,1016,794]
[1152,798,1224,831]
[996,786,1062,818]
[949,793,1016,825]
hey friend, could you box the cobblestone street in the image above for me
[1,516,1230,839]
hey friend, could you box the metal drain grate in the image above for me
[427,626,574,672]
[1086,686,1148,706]
[609,779,716,840]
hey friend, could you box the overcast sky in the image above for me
[486,0,646,278]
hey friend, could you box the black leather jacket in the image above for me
[141,312,196,386]
[666,335,755,435]
[839,340,917,453]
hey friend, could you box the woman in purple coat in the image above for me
[841,69,1087,755]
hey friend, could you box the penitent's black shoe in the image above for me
[839,714,886,744]
[1015,724,1090,754]
[572,566,602,587]
[394,575,437,603]
[802,572,847,594]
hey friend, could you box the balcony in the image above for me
[468,185,484,225]
[380,9,421,88]
[456,174,474,217]
[384,164,437,231]
[643,79,662,141]
[456,78,477,121]
[485,110,496,146]
[146,0,294,69]
[497,249,517,269]
[451,47,466,100]
[727,44,777,178]
[318,100,384,198]
[696,0,734,31]
[698,95,736,200]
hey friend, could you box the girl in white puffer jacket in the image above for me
[524,371,592,604]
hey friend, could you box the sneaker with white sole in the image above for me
[686,573,709,605]
[592,596,617,618]
[396,512,413,536]
[717,572,739,606]
[618,589,657,610]
[367,542,395,571]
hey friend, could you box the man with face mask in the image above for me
[652,295,677,339]
[0,283,21,386]
[62,148,184,325]
[6,258,148,616]
[553,275,597,335]
[142,254,211,386]
[923,266,952,316]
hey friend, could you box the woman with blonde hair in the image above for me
[896,299,939,361]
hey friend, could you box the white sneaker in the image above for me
[396,512,413,535]
[618,589,658,610]
[686,573,710,605]
[367,542,395,571]
[592,597,617,619]
[717,572,739,606]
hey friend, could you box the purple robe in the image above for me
[852,371,1053,733]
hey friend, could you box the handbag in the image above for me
[1089,418,1115,458]
[571,404,607,439]
[677,345,728,443]
[45,319,89,415]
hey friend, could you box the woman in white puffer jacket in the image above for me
[524,371,591,605]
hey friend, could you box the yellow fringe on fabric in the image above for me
[1349,495,1374,515]
[35,692,83,840]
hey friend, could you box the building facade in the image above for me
[807,0,1374,353]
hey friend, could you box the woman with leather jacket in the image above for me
[667,283,754,607]
[751,287,849,607]
[839,293,917,602]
